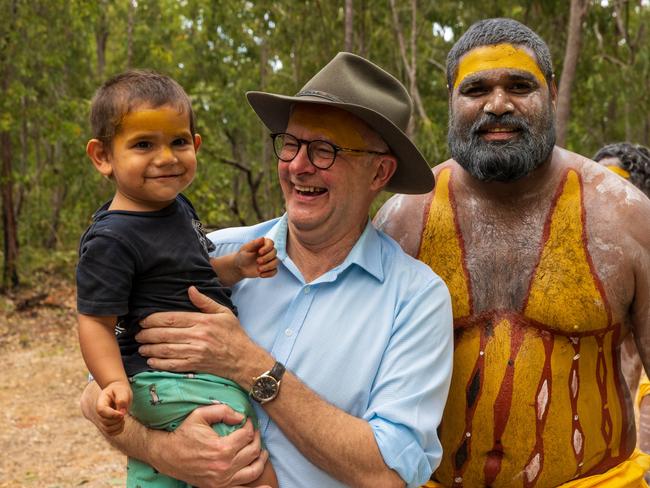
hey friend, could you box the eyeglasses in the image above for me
[270,132,388,170]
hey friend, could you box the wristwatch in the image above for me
[250,361,285,404]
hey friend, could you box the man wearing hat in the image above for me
[81,52,453,487]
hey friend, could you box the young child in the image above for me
[76,70,278,487]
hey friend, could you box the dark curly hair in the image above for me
[593,142,650,197]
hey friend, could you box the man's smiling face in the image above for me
[278,104,387,238]
[447,44,557,182]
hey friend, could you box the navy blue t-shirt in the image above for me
[76,194,235,376]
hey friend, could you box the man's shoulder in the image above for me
[376,226,445,288]
[208,218,281,245]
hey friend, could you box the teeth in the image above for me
[295,184,324,192]
[487,128,514,133]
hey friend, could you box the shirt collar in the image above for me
[266,214,384,284]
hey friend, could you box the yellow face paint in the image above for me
[289,104,367,149]
[605,165,631,179]
[115,106,192,144]
[454,43,547,90]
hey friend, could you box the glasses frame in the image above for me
[270,132,389,170]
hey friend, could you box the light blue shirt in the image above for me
[209,215,453,487]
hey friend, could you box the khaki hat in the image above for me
[246,52,434,194]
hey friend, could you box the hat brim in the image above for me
[246,92,434,194]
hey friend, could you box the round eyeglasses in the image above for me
[270,132,389,170]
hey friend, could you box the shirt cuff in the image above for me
[370,416,436,487]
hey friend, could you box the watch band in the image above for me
[268,361,286,381]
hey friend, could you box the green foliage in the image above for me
[3,0,650,284]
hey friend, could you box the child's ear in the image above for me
[193,133,202,153]
[86,139,113,178]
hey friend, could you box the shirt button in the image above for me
[285,328,293,336]
[303,286,311,294]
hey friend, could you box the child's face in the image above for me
[96,104,200,211]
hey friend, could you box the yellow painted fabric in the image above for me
[422,450,650,487]
[638,373,650,406]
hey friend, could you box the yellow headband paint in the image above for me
[116,107,191,141]
[289,104,367,149]
[605,165,631,179]
[454,43,547,89]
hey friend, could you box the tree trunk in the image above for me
[1,131,19,290]
[555,0,589,147]
[95,0,109,79]
[344,0,353,52]
[389,0,431,136]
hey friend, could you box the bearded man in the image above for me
[376,18,650,487]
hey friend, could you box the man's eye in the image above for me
[460,85,487,96]
[510,83,534,93]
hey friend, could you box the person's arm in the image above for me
[77,313,132,435]
[210,237,278,287]
[138,284,452,487]
[628,199,650,474]
[80,381,270,487]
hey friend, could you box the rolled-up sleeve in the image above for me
[364,277,453,487]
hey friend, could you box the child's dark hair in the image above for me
[89,69,196,149]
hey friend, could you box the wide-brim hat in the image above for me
[246,52,434,194]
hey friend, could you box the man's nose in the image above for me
[287,143,316,173]
[483,89,514,116]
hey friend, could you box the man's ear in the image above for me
[370,155,398,192]
[193,133,202,153]
[86,139,113,178]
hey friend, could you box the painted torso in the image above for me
[418,164,636,487]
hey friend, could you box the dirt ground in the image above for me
[0,273,125,487]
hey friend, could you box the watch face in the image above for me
[252,375,278,401]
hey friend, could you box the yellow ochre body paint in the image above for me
[289,104,367,149]
[418,168,628,487]
[115,106,192,144]
[454,43,547,89]
[605,165,631,179]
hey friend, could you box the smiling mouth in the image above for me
[294,184,327,196]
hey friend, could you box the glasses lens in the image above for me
[308,140,336,169]
[273,133,299,162]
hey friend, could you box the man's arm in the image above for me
[138,285,451,487]
[80,381,269,487]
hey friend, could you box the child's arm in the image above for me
[77,314,132,435]
[210,237,279,287]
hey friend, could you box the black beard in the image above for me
[447,107,556,182]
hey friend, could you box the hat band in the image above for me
[296,90,344,103]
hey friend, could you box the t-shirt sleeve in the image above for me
[364,277,454,487]
[76,233,137,317]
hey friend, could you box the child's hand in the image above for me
[96,380,132,436]
[236,237,279,279]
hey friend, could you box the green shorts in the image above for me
[126,371,258,488]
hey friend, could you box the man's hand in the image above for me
[97,380,132,436]
[236,237,279,279]
[137,286,268,386]
[80,382,270,487]
[151,404,270,487]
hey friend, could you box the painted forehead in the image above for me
[117,106,191,136]
[288,104,367,148]
[454,43,547,89]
